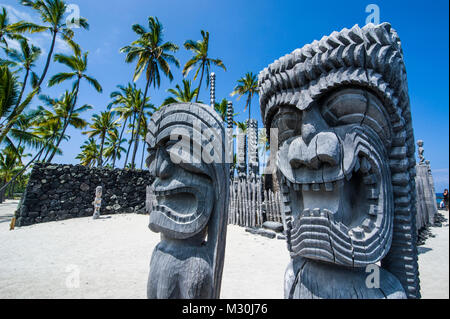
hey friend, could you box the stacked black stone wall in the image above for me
[16,163,153,226]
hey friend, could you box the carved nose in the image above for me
[153,148,174,179]
[289,132,341,170]
[301,106,329,145]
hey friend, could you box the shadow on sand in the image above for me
[418,247,432,255]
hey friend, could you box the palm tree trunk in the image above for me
[10,181,16,199]
[140,140,145,169]
[46,79,80,163]
[98,134,105,167]
[0,180,5,203]
[247,94,252,123]
[124,112,137,168]
[195,62,205,103]
[112,117,128,168]
[42,136,55,161]
[16,69,29,109]
[130,74,151,169]
[37,30,57,88]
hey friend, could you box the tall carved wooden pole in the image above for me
[210,72,216,108]
[227,101,234,179]
[146,102,230,299]
[258,23,420,299]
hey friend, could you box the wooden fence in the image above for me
[228,177,283,227]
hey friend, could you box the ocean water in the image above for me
[436,193,444,205]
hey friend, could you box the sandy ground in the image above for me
[0,200,448,299]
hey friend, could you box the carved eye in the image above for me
[271,106,302,144]
[165,139,212,179]
[320,88,392,144]
[146,148,157,169]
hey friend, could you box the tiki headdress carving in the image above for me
[146,102,229,299]
[258,23,419,298]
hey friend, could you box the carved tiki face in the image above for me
[95,186,102,197]
[271,87,394,267]
[146,103,228,241]
[258,25,420,300]
[147,132,214,241]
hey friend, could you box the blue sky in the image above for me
[1,0,449,190]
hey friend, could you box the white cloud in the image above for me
[1,4,74,55]
[55,37,72,54]
[1,4,37,24]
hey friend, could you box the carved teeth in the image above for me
[323,209,333,218]
[362,218,375,232]
[293,183,300,191]
[368,205,378,216]
[302,208,310,216]
[324,182,333,192]
[312,183,321,192]
[302,184,311,191]
[350,227,365,239]
[367,188,380,199]
[313,208,321,216]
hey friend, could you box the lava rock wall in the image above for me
[16,163,153,226]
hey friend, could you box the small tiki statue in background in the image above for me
[93,186,102,219]
[258,23,420,299]
[145,102,230,299]
[417,140,425,164]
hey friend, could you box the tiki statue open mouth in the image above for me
[147,141,214,240]
[258,22,420,299]
[274,88,393,267]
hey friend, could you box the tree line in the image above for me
[0,0,259,200]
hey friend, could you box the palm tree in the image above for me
[0,6,45,48]
[3,111,43,160]
[20,0,89,87]
[2,39,41,107]
[76,138,99,168]
[0,146,23,199]
[258,129,270,173]
[0,65,38,144]
[231,72,258,123]
[109,84,154,168]
[183,30,226,102]
[137,113,150,169]
[103,129,126,166]
[33,112,67,161]
[83,111,119,167]
[36,90,91,161]
[108,83,152,168]
[162,79,199,106]
[120,16,179,169]
[214,98,239,123]
[47,49,102,162]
